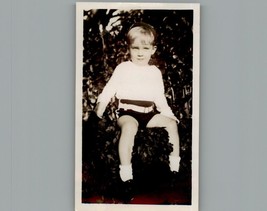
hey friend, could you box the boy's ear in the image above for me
[152,46,157,54]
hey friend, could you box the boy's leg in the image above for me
[146,114,180,172]
[117,115,139,181]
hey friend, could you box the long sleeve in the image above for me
[97,67,120,106]
[153,70,179,122]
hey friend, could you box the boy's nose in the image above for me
[137,50,143,56]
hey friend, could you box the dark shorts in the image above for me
[117,109,159,128]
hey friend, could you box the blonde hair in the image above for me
[127,22,157,46]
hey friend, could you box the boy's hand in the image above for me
[94,102,106,119]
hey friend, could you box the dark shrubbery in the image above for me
[81,9,193,200]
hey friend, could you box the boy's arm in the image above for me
[155,96,179,122]
[94,65,121,118]
[154,69,179,122]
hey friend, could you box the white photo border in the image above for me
[75,2,200,211]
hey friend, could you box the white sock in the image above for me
[169,155,181,172]
[119,164,133,182]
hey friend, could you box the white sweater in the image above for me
[97,61,177,121]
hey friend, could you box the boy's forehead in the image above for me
[130,34,154,45]
[130,38,153,46]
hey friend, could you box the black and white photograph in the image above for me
[75,2,200,211]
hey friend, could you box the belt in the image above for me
[120,99,154,107]
[118,103,154,113]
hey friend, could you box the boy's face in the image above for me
[129,38,156,66]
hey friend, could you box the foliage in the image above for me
[81,9,194,200]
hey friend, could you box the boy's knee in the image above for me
[124,121,137,128]
[121,121,138,134]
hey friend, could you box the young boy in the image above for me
[95,22,181,194]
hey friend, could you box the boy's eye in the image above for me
[131,46,150,50]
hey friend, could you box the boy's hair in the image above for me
[126,22,157,46]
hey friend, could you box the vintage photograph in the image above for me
[75,2,199,211]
